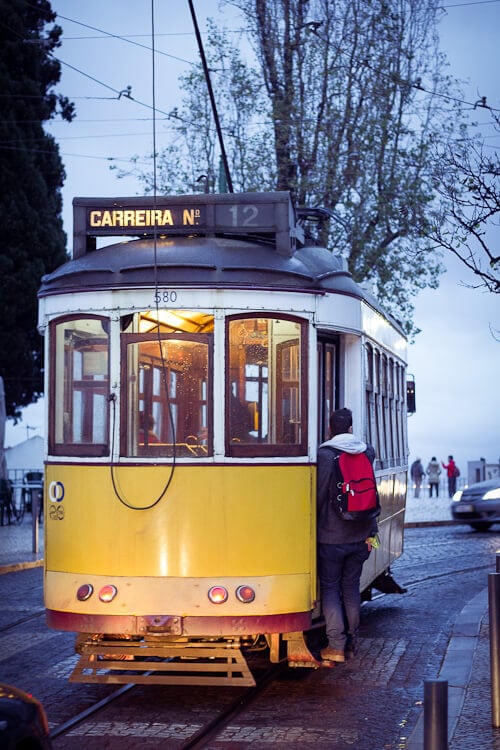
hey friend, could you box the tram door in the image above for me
[317,338,339,443]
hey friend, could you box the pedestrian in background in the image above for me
[316,407,379,663]
[426,457,441,498]
[410,458,425,498]
[442,455,459,498]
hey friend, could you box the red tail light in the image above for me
[236,585,255,603]
[99,585,118,603]
[208,586,228,604]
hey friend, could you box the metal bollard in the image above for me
[31,489,39,555]
[424,679,448,750]
[489,572,500,727]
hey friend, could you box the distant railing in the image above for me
[7,468,43,484]
[409,476,466,498]
[3,469,43,552]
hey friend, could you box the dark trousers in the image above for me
[429,482,439,497]
[318,541,370,651]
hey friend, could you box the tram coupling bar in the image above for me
[138,615,183,635]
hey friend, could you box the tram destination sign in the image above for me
[73,193,296,258]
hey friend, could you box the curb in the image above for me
[0,559,44,575]
[404,587,488,748]
[404,520,459,528]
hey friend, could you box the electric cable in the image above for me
[109,0,177,510]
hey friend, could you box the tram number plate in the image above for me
[454,504,474,513]
[154,290,178,304]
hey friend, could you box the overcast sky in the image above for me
[5,0,499,477]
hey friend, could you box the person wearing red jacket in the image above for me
[442,455,458,498]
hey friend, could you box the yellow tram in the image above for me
[38,192,409,685]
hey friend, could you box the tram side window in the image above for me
[50,317,109,456]
[365,342,408,468]
[364,343,376,458]
[395,363,406,461]
[122,333,212,458]
[317,340,338,443]
[226,315,307,457]
[387,357,396,466]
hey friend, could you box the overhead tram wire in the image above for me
[51,7,500,115]
[109,0,177,511]
[28,4,195,67]
[14,2,500,118]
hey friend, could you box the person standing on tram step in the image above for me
[410,458,425,498]
[441,455,458,498]
[316,408,379,663]
[426,456,441,498]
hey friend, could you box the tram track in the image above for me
[367,561,492,603]
[397,562,493,590]
[48,661,286,748]
[179,662,286,749]
[50,682,137,741]
[0,608,46,633]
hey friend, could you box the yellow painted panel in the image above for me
[45,464,315,579]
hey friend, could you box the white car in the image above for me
[451,478,500,531]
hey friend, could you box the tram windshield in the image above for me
[122,311,214,458]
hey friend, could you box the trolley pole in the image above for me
[424,679,448,750]
[489,572,500,727]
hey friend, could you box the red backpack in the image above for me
[327,448,381,521]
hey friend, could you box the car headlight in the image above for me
[452,490,463,502]
[483,488,500,501]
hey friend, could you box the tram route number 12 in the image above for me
[154,290,178,304]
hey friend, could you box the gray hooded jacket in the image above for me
[317,432,378,544]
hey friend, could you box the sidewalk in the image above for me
[0,515,44,573]
[404,490,456,525]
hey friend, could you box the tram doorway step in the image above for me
[69,637,256,687]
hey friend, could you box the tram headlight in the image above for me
[76,583,93,601]
[235,585,255,603]
[99,585,118,603]
[207,586,228,604]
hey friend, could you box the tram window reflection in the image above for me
[226,315,307,457]
[49,316,109,456]
[123,331,213,458]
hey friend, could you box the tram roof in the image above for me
[38,192,405,334]
[39,234,359,297]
